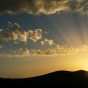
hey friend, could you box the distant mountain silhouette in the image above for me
[0,70,88,87]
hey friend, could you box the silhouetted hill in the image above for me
[0,70,88,87]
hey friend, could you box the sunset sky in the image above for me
[0,0,88,78]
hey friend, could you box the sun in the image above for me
[75,51,88,71]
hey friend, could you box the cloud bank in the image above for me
[1,44,88,57]
[16,44,88,56]
[0,0,68,14]
[0,0,88,15]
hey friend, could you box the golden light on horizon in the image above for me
[0,47,88,78]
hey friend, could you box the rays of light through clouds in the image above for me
[0,22,88,57]
[1,0,88,78]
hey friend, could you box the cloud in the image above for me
[0,0,88,15]
[0,22,21,41]
[0,22,43,43]
[66,0,88,15]
[15,44,88,56]
[41,38,54,46]
[0,23,20,42]
[0,0,68,14]
[28,29,43,42]
[78,0,88,15]
[0,45,3,48]
[19,31,28,42]
[1,44,88,57]
[17,48,30,56]
[11,32,18,41]
[0,29,11,41]
[8,22,21,33]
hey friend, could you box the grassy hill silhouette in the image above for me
[0,70,88,87]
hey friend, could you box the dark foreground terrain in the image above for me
[0,70,88,87]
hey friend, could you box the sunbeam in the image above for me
[1,0,88,78]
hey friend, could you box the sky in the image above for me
[1,0,88,78]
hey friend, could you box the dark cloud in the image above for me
[66,0,79,11]
[67,0,88,15]
[0,0,88,15]
[78,0,88,15]
[0,0,68,14]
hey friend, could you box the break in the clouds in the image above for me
[0,0,88,15]
[0,22,43,43]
